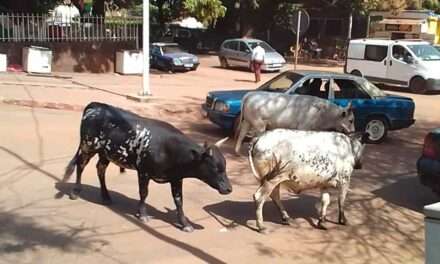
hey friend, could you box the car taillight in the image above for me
[423,135,438,159]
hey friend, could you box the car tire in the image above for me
[219,57,229,68]
[410,76,427,94]
[167,63,175,73]
[364,117,389,144]
[351,70,362,77]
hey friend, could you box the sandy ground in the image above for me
[1,56,440,263]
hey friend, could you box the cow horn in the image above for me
[214,137,229,147]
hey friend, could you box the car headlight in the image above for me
[173,58,183,66]
[192,57,199,63]
[214,101,229,112]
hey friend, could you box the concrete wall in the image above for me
[424,202,440,264]
[0,41,138,73]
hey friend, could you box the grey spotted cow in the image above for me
[235,91,356,154]
[248,129,366,232]
[63,102,232,232]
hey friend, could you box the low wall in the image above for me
[0,41,138,73]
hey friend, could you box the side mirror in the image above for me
[404,55,414,64]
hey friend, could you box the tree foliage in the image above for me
[183,0,226,26]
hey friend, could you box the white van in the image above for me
[345,39,440,93]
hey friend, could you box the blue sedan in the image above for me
[202,70,416,144]
[150,42,199,72]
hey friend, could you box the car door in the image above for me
[150,46,162,68]
[224,41,239,66]
[292,77,331,100]
[237,41,252,68]
[329,78,373,130]
[362,44,389,81]
[386,44,417,86]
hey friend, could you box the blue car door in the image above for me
[329,78,374,131]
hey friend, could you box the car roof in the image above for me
[350,38,430,46]
[289,70,365,81]
[223,38,263,43]
[152,42,179,46]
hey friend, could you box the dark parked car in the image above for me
[150,42,199,72]
[202,70,416,144]
[417,128,440,195]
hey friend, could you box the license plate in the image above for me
[184,64,194,68]
[272,64,281,67]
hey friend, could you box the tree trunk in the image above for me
[93,0,105,16]
[347,11,353,40]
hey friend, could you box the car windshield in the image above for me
[361,79,387,97]
[248,41,275,52]
[162,45,184,54]
[257,72,303,92]
[408,44,440,61]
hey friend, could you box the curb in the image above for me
[1,99,84,112]
[0,81,86,89]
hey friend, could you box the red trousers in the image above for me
[252,60,263,82]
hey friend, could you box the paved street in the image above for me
[0,56,439,263]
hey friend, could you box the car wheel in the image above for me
[410,76,427,94]
[351,70,362,77]
[219,57,229,68]
[365,117,388,144]
[167,63,175,73]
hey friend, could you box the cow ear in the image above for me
[190,148,204,161]
[346,101,353,111]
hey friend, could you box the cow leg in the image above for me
[235,120,250,155]
[254,180,284,233]
[317,190,331,230]
[338,183,349,225]
[171,179,193,232]
[70,150,95,200]
[136,171,151,222]
[96,155,112,205]
[270,184,291,225]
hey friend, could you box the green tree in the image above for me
[183,0,227,26]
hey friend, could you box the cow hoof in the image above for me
[182,225,194,233]
[69,190,80,200]
[258,227,269,234]
[136,213,151,222]
[281,217,293,226]
[316,220,327,230]
[338,219,347,226]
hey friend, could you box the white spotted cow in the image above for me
[63,102,232,232]
[248,129,366,232]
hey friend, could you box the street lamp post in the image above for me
[141,0,151,96]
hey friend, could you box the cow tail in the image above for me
[63,147,79,182]
[248,139,263,183]
[234,95,246,141]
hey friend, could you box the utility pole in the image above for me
[141,0,151,96]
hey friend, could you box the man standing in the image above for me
[251,43,265,83]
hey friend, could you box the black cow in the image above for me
[63,102,232,232]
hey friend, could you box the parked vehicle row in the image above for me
[150,38,286,73]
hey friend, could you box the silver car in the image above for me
[218,38,286,72]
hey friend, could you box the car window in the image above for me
[162,45,184,54]
[392,45,413,62]
[152,46,161,55]
[294,78,330,99]
[408,44,440,61]
[332,79,370,99]
[224,41,237,50]
[364,45,388,62]
[239,42,251,53]
[258,72,303,92]
[248,41,275,52]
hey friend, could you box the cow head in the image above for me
[349,131,368,169]
[191,137,232,195]
[337,102,356,134]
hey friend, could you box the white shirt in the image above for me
[251,45,265,62]
[53,4,80,26]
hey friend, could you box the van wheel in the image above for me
[351,70,362,77]
[219,57,229,68]
[410,77,427,94]
[364,117,388,144]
